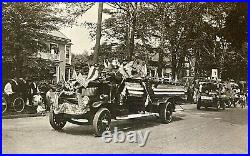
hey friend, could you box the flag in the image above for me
[118,64,129,78]
[104,60,108,68]
[76,73,83,83]
[124,61,134,78]
[87,66,99,81]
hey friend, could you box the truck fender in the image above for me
[92,101,105,108]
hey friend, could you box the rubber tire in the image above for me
[13,97,25,113]
[197,99,201,110]
[159,102,173,124]
[205,105,208,110]
[222,102,226,110]
[93,108,111,137]
[2,97,7,114]
[49,111,66,130]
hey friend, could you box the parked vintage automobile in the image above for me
[196,81,225,111]
[49,74,187,136]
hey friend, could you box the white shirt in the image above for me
[4,82,14,95]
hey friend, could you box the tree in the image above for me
[71,52,92,74]
[84,2,247,81]
[93,3,103,64]
[222,3,248,80]
[2,2,94,80]
[2,3,63,78]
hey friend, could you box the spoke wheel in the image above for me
[159,102,173,124]
[13,97,25,113]
[2,97,7,114]
[49,111,66,130]
[93,108,111,137]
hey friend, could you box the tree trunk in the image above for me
[14,47,23,78]
[93,3,103,64]
[128,3,137,61]
[157,49,164,77]
[125,21,130,60]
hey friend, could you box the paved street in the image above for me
[2,104,248,154]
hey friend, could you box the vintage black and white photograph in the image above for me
[2,2,248,154]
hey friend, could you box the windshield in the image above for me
[200,82,218,93]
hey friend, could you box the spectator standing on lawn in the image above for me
[4,78,19,103]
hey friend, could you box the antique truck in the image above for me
[196,81,225,111]
[49,74,187,136]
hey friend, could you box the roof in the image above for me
[48,31,70,40]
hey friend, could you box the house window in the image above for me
[66,45,70,58]
[164,73,170,78]
[50,43,59,55]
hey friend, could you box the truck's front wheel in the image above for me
[49,111,66,130]
[93,108,111,137]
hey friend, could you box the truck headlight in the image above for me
[82,96,90,105]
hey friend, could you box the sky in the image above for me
[60,3,110,55]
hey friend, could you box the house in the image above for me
[148,52,195,82]
[148,52,172,81]
[37,31,72,83]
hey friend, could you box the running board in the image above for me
[116,112,159,120]
[67,119,90,125]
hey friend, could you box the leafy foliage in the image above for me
[85,2,247,81]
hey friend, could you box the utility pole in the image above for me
[93,3,103,64]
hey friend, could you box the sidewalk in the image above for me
[2,113,47,119]
[2,108,49,119]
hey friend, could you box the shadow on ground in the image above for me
[57,115,184,136]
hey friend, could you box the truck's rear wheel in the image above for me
[159,102,173,124]
[49,111,66,130]
[93,108,111,137]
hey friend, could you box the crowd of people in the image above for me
[3,77,52,114]
[3,59,247,114]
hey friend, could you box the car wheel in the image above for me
[197,99,201,110]
[49,111,66,130]
[13,97,25,113]
[222,102,226,110]
[205,105,208,110]
[93,108,111,137]
[159,102,173,124]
